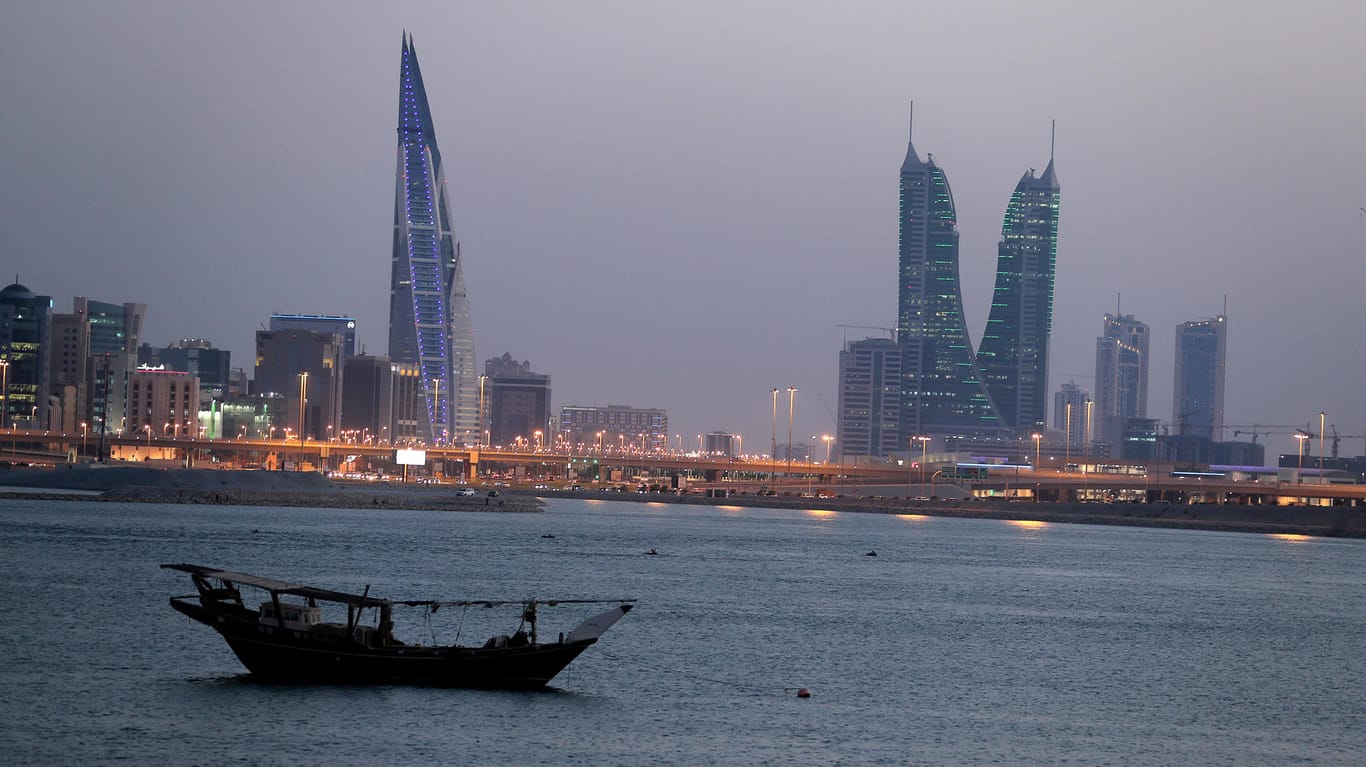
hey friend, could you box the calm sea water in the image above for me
[1,497,1361,766]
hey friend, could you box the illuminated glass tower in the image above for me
[1173,314,1226,439]
[896,110,1005,439]
[977,141,1060,435]
[388,34,478,445]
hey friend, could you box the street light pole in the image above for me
[770,388,779,485]
[1295,431,1309,502]
[0,358,8,431]
[786,386,798,479]
[1319,411,1326,477]
[298,372,308,472]
[1031,432,1042,503]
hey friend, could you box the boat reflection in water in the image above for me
[161,563,634,689]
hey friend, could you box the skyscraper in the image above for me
[1052,381,1089,451]
[1173,314,1227,439]
[896,110,1005,439]
[1094,312,1149,446]
[977,144,1060,435]
[836,336,902,460]
[388,34,478,445]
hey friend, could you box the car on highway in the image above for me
[456,487,476,497]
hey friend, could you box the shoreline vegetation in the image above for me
[1,466,1363,539]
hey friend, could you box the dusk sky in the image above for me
[3,2,1363,457]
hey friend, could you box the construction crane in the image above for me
[836,324,895,343]
[1327,425,1366,459]
[1227,425,1303,445]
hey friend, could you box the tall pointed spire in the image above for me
[1039,120,1059,188]
[388,34,479,446]
[901,102,926,170]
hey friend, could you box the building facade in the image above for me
[836,336,902,461]
[253,329,343,441]
[559,405,668,451]
[388,34,478,445]
[1173,315,1227,439]
[485,353,551,448]
[895,111,1005,440]
[977,155,1061,434]
[340,354,396,444]
[269,315,356,358]
[1094,312,1149,446]
[125,367,200,440]
[1052,381,1089,451]
[0,283,53,430]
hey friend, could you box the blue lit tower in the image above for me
[977,132,1061,435]
[389,34,478,445]
[896,109,1005,439]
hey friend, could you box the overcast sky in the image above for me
[3,1,1364,458]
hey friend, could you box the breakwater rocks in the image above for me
[0,466,542,513]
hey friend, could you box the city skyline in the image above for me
[3,3,1364,458]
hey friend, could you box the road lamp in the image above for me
[298,372,309,471]
[1031,432,1042,503]
[534,429,543,452]
[1295,431,1309,502]
[770,388,779,482]
[822,434,834,464]
[1064,402,1073,470]
[914,435,930,487]
[1085,399,1093,459]
[145,424,153,448]
[786,386,798,477]
[1319,411,1326,477]
[81,422,88,456]
[477,375,487,447]
[596,431,604,452]
[0,358,8,431]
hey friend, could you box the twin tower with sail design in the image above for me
[895,105,1060,443]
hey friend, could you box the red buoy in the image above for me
[796,687,811,698]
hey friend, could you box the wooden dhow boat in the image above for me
[162,563,635,689]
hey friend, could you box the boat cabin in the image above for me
[259,602,322,630]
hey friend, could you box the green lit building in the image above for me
[977,149,1061,435]
[896,112,1005,441]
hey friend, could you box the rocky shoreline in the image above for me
[0,466,542,513]
[552,488,1366,539]
[3,465,1363,537]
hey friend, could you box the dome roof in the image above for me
[0,283,35,301]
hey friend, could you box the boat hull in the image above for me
[170,597,596,689]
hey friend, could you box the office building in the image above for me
[253,329,343,441]
[703,432,738,457]
[1094,313,1149,446]
[836,336,902,460]
[388,34,478,445]
[139,340,232,400]
[895,110,1005,440]
[485,353,551,448]
[977,148,1061,434]
[1173,315,1227,439]
[560,405,668,451]
[269,315,356,358]
[0,283,53,429]
[340,354,396,444]
[126,367,199,439]
[1052,381,1089,451]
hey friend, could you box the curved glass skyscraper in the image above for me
[977,153,1060,434]
[389,34,478,445]
[896,112,1005,439]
